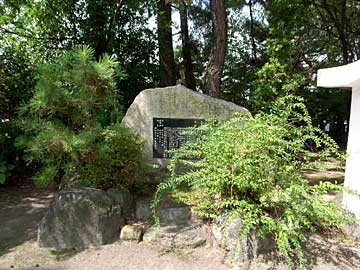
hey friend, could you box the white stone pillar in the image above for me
[343,85,360,218]
[317,60,360,220]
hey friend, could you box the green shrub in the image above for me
[0,159,14,185]
[17,46,145,190]
[152,95,351,268]
[67,123,145,190]
[1,47,36,185]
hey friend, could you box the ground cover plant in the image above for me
[152,95,352,268]
[16,46,145,191]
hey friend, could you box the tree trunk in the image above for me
[248,0,257,61]
[179,1,196,91]
[157,0,176,86]
[321,0,351,64]
[203,0,227,98]
[91,9,107,60]
[89,1,125,60]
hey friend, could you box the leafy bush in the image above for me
[0,159,14,185]
[1,47,36,185]
[152,95,351,268]
[67,123,144,190]
[17,46,145,190]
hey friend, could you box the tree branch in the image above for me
[0,26,73,42]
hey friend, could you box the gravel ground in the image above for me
[0,240,230,270]
[1,173,360,270]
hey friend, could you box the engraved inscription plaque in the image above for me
[153,118,204,158]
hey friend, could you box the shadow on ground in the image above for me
[302,233,360,270]
[0,185,54,256]
[258,232,360,270]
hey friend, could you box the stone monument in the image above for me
[122,85,249,179]
[317,60,360,220]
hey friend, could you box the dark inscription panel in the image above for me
[153,118,204,158]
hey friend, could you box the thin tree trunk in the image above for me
[204,0,227,98]
[93,10,107,60]
[339,0,353,62]
[248,0,257,61]
[321,0,350,64]
[157,0,176,86]
[179,1,196,91]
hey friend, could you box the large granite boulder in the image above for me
[38,187,125,249]
[122,85,248,173]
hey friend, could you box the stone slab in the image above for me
[122,85,249,170]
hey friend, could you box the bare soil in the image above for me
[1,165,360,270]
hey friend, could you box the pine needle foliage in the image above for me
[17,46,145,190]
[152,95,352,268]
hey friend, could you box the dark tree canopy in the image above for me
[1,0,359,184]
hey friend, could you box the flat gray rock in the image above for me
[38,187,124,249]
[135,197,190,225]
[173,226,208,249]
[158,207,190,225]
[143,224,208,251]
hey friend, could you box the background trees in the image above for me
[1,0,359,184]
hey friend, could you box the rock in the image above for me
[143,225,179,251]
[212,212,243,251]
[120,225,143,242]
[173,225,208,249]
[122,85,249,178]
[212,212,257,261]
[38,187,124,249]
[135,198,153,221]
[343,222,360,241]
[158,207,190,225]
[106,188,133,214]
[212,212,275,261]
[135,197,190,225]
[143,224,208,251]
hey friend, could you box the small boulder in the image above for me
[173,226,208,249]
[212,212,275,261]
[343,222,360,241]
[38,187,124,249]
[158,207,191,225]
[143,225,179,251]
[120,225,143,242]
[143,224,208,251]
[135,197,190,225]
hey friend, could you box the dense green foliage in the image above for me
[0,160,14,184]
[1,1,358,176]
[17,46,145,190]
[0,45,37,184]
[152,95,350,267]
